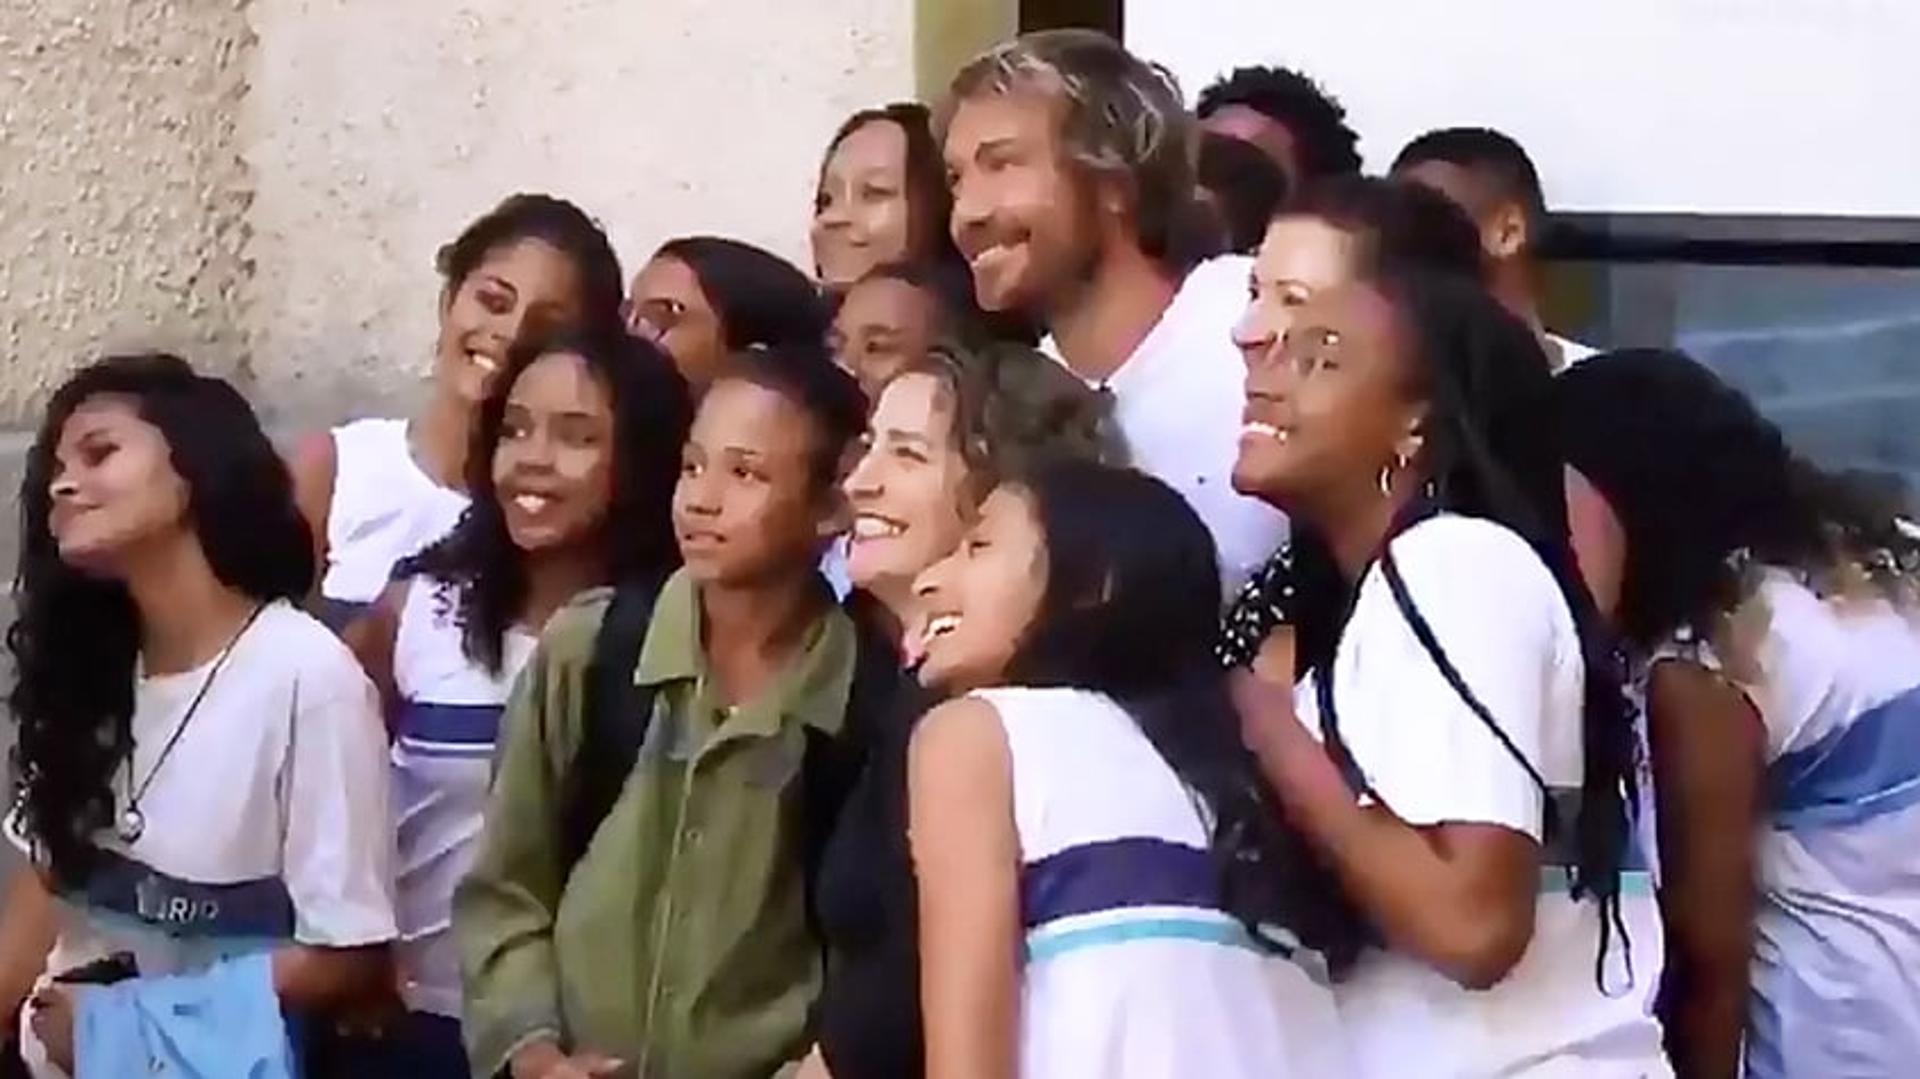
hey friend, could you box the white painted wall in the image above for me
[1129,0,1920,217]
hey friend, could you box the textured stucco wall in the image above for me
[242,0,917,426]
[0,0,256,423]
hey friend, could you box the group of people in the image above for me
[0,26,1916,1079]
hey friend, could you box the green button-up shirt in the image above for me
[456,570,856,1078]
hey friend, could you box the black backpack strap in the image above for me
[1377,545,1558,837]
[798,626,897,904]
[559,576,666,875]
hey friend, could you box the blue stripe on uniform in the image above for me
[1771,684,1920,831]
[1020,836,1220,930]
[396,701,503,746]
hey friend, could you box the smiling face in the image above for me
[628,253,727,389]
[843,372,972,612]
[911,482,1048,692]
[491,351,617,555]
[812,119,916,290]
[672,378,836,587]
[944,91,1102,314]
[47,395,191,578]
[1233,280,1427,523]
[830,276,942,400]
[1231,215,1360,370]
[435,237,586,405]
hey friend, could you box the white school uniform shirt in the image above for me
[977,686,1348,1078]
[389,577,537,1018]
[321,417,469,607]
[9,601,396,1077]
[1661,571,1920,1079]
[1547,333,1598,373]
[1042,256,1289,600]
[1297,515,1669,1079]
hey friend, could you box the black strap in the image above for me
[1377,544,1558,838]
[559,578,894,892]
[560,577,666,874]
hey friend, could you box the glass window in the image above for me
[1546,252,1920,494]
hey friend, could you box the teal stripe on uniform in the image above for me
[1540,867,1655,896]
[1026,916,1268,964]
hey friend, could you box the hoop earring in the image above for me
[1377,451,1411,499]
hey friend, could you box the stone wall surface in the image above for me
[241,0,917,427]
[0,0,256,421]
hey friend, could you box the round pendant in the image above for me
[116,806,146,843]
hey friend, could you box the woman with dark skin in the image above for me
[1,355,396,1076]
[1228,269,1668,1076]
[334,329,689,1076]
[1555,350,1920,1079]
[290,194,626,629]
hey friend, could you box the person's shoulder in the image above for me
[1391,513,1542,572]
[537,585,618,658]
[256,601,362,672]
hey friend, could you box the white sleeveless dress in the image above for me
[389,577,535,1018]
[974,685,1348,1078]
[320,418,469,611]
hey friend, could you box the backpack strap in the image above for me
[1377,545,1558,838]
[797,623,899,922]
[559,576,666,875]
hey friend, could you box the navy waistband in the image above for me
[73,845,294,940]
[1021,836,1221,929]
[397,700,503,746]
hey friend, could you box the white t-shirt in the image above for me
[321,417,469,608]
[1547,333,1598,373]
[1664,571,1920,1078]
[1044,257,1289,600]
[1297,515,1669,1078]
[10,601,396,1076]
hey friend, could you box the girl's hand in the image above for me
[29,984,77,1075]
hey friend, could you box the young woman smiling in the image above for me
[907,461,1361,1079]
[336,328,690,1075]
[803,339,1120,1079]
[291,194,627,630]
[1229,267,1668,1077]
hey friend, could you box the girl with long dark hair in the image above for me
[290,193,627,629]
[811,103,955,293]
[336,328,690,1073]
[908,460,1360,1078]
[2,355,395,1076]
[1228,269,1669,1075]
[1555,350,1920,1079]
[625,236,827,391]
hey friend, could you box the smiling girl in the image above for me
[291,195,627,629]
[2,355,396,1077]
[907,460,1360,1079]
[337,328,690,1074]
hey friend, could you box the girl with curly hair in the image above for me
[1,355,395,1076]
[1555,350,1920,1079]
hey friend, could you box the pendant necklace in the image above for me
[116,605,265,843]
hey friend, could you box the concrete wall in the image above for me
[0,0,256,424]
[241,0,924,426]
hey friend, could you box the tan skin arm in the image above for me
[1234,672,1539,989]
[1648,659,1764,1079]
[288,431,338,594]
[910,697,1020,1079]
[341,582,407,736]
[0,870,58,1033]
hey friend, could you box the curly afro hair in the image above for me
[1196,65,1363,180]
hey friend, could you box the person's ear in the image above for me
[1488,201,1529,262]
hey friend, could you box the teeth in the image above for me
[469,352,498,374]
[924,614,961,641]
[851,515,904,540]
[513,493,550,514]
[1242,421,1289,443]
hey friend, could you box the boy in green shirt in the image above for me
[456,345,870,1079]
